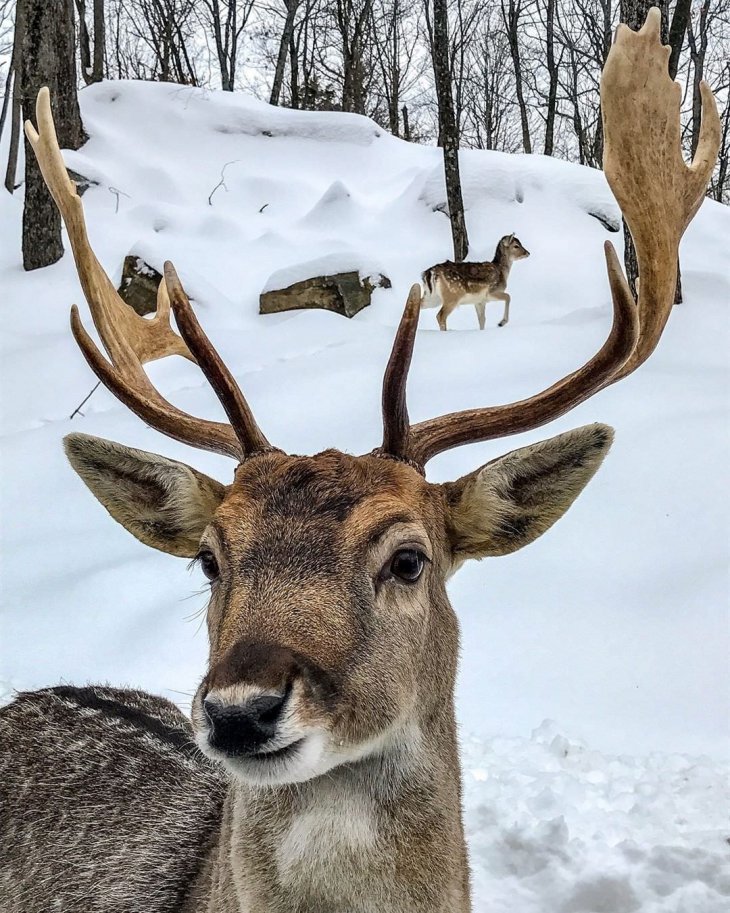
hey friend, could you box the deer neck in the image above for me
[206,704,470,912]
[491,246,513,280]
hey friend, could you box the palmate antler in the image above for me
[601,9,721,381]
[379,7,721,468]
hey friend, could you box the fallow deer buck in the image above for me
[422,233,530,331]
[0,13,720,913]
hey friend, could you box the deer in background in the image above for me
[422,233,530,331]
[0,13,721,913]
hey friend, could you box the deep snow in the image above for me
[0,82,728,910]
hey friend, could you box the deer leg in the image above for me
[475,302,486,330]
[495,292,511,327]
[437,294,460,331]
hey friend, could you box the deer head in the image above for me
[27,9,719,788]
[496,233,530,262]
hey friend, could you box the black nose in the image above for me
[203,692,288,756]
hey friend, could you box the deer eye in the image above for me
[198,550,219,582]
[387,549,425,583]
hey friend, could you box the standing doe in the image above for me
[422,233,530,331]
[0,13,720,913]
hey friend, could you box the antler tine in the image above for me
[24,87,193,366]
[70,305,244,460]
[379,284,422,463]
[400,7,719,467]
[164,263,272,455]
[602,8,721,382]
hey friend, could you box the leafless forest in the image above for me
[1,1,728,203]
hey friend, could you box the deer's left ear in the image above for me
[443,424,613,561]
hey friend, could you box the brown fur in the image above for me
[1,424,614,911]
[422,234,530,330]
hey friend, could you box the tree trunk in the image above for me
[289,32,300,107]
[502,0,531,154]
[20,0,85,271]
[543,0,558,156]
[4,0,26,193]
[591,0,613,167]
[92,0,105,83]
[270,1,299,106]
[75,0,92,83]
[667,0,691,80]
[402,104,411,142]
[76,0,104,84]
[0,69,12,143]
[431,0,468,261]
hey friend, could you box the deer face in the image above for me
[189,450,455,785]
[65,424,612,786]
[500,234,530,261]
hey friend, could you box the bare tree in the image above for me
[331,0,375,113]
[119,0,200,84]
[462,12,516,151]
[667,0,691,79]
[200,0,255,92]
[3,0,25,193]
[426,0,469,260]
[370,0,422,136]
[76,0,105,84]
[686,1,711,158]
[269,0,301,104]
[501,0,532,153]
[20,0,86,269]
[0,0,16,134]
[543,0,559,155]
[711,62,729,202]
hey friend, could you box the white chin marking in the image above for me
[200,731,332,786]
[195,721,411,787]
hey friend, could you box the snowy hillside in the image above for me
[1,82,728,910]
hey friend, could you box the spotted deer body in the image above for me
[0,12,721,913]
[422,234,530,331]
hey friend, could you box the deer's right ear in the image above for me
[64,433,227,558]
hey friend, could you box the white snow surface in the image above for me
[1,82,728,910]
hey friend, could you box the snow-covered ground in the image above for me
[1,82,728,910]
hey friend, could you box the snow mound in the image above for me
[464,723,730,912]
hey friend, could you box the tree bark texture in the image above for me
[431,0,469,261]
[667,0,691,80]
[502,0,531,154]
[20,0,85,270]
[4,0,26,193]
[543,0,558,156]
[270,0,300,105]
